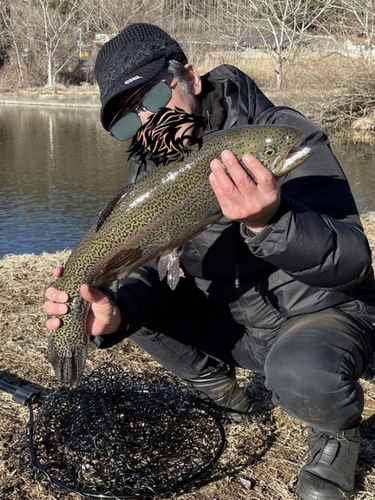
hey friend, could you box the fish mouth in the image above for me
[282,145,313,174]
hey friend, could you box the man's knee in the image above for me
[264,326,364,431]
[265,337,337,411]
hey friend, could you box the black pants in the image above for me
[129,277,375,434]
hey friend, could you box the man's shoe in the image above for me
[187,364,251,422]
[296,427,360,500]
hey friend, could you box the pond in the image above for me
[0,104,374,258]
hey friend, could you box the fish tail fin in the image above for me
[47,331,88,388]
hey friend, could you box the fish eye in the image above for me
[264,147,276,157]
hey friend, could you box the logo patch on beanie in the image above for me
[124,75,142,86]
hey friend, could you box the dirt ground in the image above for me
[1,216,375,500]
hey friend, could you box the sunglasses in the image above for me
[109,75,174,141]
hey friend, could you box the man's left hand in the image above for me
[209,150,281,234]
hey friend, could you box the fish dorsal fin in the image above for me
[95,184,134,231]
[100,247,143,280]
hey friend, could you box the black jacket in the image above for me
[102,64,375,345]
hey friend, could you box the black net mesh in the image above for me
[29,363,226,498]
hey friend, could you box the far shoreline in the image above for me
[1,86,374,137]
[0,88,100,108]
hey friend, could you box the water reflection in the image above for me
[0,105,131,256]
[330,133,375,214]
[0,105,374,257]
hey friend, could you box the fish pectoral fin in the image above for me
[101,247,143,277]
[158,249,181,290]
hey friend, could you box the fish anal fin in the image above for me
[158,249,181,290]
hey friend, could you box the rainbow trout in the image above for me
[47,125,312,387]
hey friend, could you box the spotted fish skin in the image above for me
[47,124,312,387]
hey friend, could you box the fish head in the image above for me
[246,125,313,177]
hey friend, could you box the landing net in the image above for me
[27,363,226,498]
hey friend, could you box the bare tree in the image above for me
[0,0,27,85]
[188,0,337,88]
[7,0,93,89]
[0,0,365,90]
[337,0,375,62]
[248,0,339,88]
[87,0,160,36]
[185,0,252,48]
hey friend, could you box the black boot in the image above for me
[296,427,360,500]
[187,364,251,422]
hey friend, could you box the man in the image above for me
[44,23,375,500]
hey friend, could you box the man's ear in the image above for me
[185,64,202,95]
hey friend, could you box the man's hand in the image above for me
[44,266,122,336]
[209,150,281,233]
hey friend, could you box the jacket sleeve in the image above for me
[241,107,372,290]
[91,260,175,348]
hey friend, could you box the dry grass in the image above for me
[193,48,375,129]
[1,217,375,499]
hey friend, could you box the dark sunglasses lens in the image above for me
[109,80,172,141]
[142,81,172,112]
[110,112,141,141]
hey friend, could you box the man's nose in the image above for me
[139,108,153,125]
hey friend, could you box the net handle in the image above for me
[0,378,42,405]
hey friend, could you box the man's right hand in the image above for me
[44,266,122,337]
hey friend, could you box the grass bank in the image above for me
[1,215,375,500]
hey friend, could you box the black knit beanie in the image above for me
[94,23,188,131]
